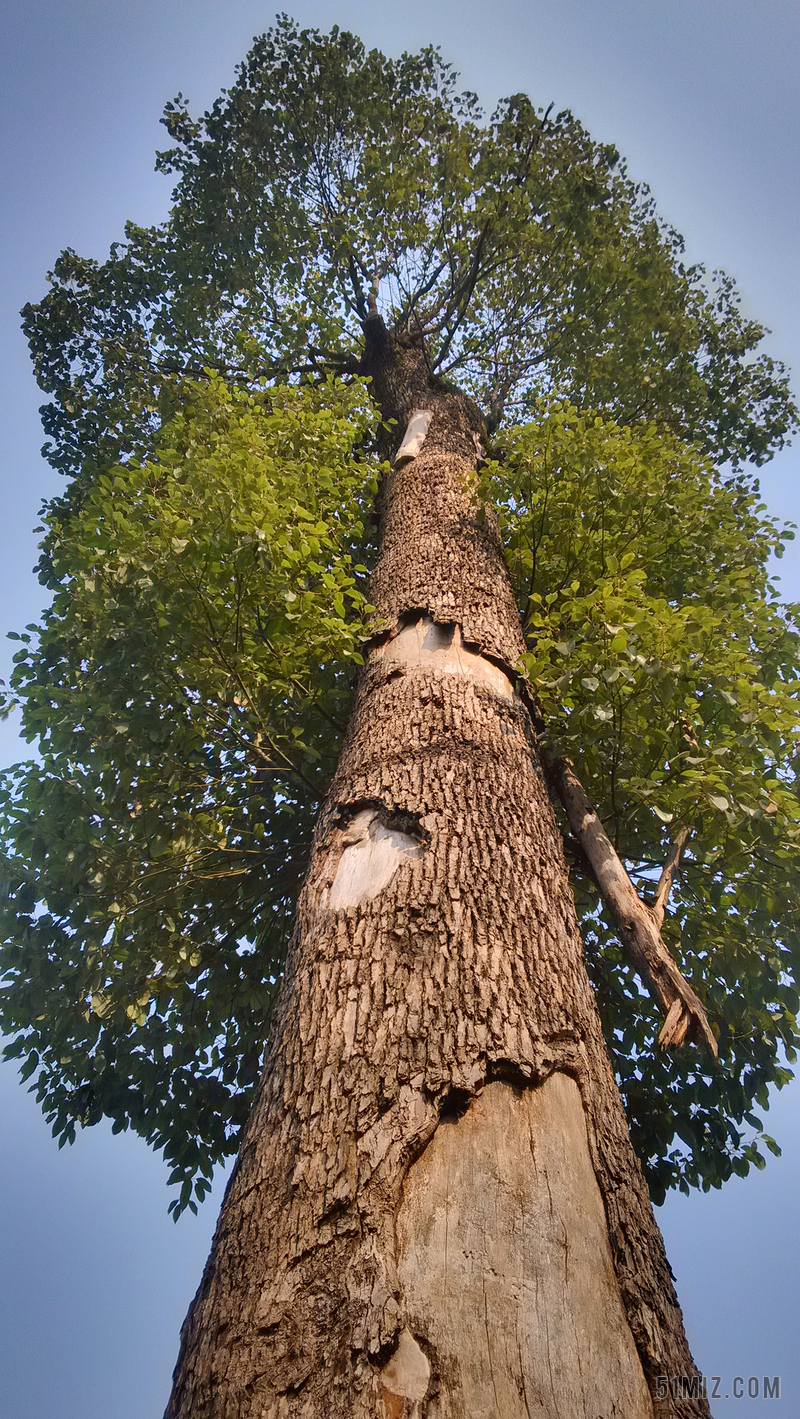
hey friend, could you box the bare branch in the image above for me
[433,218,494,368]
[346,252,369,320]
[431,107,555,371]
[651,826,690,929]
[158,351,360,386]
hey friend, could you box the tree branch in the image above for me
[651,825,690,930]
[159,351,360,385]
[347,253,369,320]
[544,752,717,1057]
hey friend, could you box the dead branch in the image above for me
[651,826,690,929]
[544,752,717,1057]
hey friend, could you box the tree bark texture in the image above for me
[166,331,709,1418]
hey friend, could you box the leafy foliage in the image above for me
[0,376,377,1213]
[489,407,800,1199]
[4,19,799,1210]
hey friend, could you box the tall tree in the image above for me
[4,19,800,1416]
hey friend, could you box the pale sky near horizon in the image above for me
[1,3,799,1415]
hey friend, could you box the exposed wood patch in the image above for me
[376,616,514,701]
[379,1329,431,1417]
[395,1074,654,1418]
[328,807,425,909]
[394,409,433,466]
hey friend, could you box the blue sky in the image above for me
[1,2,798,1414]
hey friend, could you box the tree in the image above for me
[3,17,799,1416]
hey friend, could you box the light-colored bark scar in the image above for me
[394,409,433,466]
[394,1074,654,1418]
[379,1328,430,1417]
[376,617,514,701]
[328,809,424,909]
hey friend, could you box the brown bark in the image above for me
[165,327,709,1418]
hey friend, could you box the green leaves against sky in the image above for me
[1,377,378,1214]
[3,17,799,1211]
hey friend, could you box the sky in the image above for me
[0,1,799,1414]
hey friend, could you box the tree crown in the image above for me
[4,17,799,1212]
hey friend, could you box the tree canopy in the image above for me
[3,17,799,1213]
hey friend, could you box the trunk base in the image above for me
[387,1073,653,1418]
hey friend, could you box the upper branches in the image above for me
[23,15,796,486]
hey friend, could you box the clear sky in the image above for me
[1,2,798,1415]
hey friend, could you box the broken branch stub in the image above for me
[393,409,432,467]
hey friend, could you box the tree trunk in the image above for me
[166,322,709,1418]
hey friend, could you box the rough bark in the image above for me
[166,327,709,1418]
